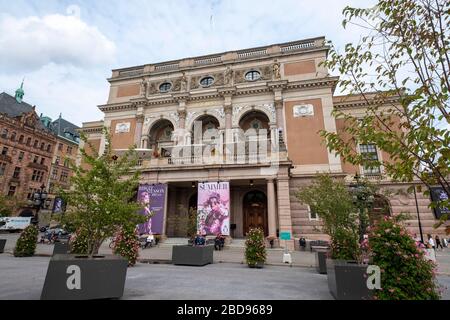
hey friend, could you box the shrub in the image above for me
[70,228,89,254]
[245,228,267,267]
[14,225,39,257]
[368,216,441,300]
[112,226,140,267]
[296,174,361,261]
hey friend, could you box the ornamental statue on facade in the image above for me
[140,78,149,96]
[272,60,281,80]
[224,66,233,86]
[180,72,188,91]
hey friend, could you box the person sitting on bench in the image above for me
[214,234,225,250]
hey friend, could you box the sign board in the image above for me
[197,181,230,235]
[115,122,130,133]
[0,217,32,231]
[429,187,449,219]
[137,183,167,235]
[280,231,291,240]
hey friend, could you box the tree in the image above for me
[0,195,24,217]
[320,0,450,219]
[60,127,146,257]
[296,174,361,261]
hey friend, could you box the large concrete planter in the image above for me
[315,250,328,274]
[172,245,214,266]
[41,254,128,300]
[326,259,372,300]
[52,241,69,256]
[0,239,6,253]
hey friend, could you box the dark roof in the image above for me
[0,92,48,131]
[0,92,35,117]
[51,117,80,144]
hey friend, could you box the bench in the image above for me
[309,240,330,252]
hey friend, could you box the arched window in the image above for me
[26,137,31,146]
[19,135,24,143]
[1,129,8,139]
[33,140,38,148]
[10,132,16,141]
[40,142,45,150]
[46,144,52,152]
[200,76,214,87]
[245,70,261,81]
[159,82,172,93]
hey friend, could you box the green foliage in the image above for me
[187,207,198,240]
[112,226,140,267]
[296,174,361,261]
[0,195,24,217]
[69,228,89,254]
[368,216,441,300]
[245,228,267,266]
[13,225,38,257]
[319,0,450,213]
[60,127,147,256]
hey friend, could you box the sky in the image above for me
[0,0,377,127]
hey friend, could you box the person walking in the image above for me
[427,234,435,250]
[435,235,443,250]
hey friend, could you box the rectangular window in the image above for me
[308,205,319,220]
[1,147,8,155]
[60,171,69,183]
[51,168,58,180]
[0,162,6,175]
[8,185,16,196]
[40,158,45,165]
[18,151,24,161]
[67,146,73,154]
[32,170,43,182]
[360,143,381,175]
[58,143,63,151]
[13,167,21,179]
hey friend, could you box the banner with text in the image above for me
[197,181,230,235]
[137,183,167,235]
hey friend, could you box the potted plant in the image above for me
[41,129,147,300]
[297,174,371,299]
[172,206,214,266]
[245,228,267,268]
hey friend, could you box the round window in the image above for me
[245,70,261,81]
[200,76,214,87]
[159,82,172,92]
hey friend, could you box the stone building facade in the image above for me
[80,37,447,249]
[0,88,57,214]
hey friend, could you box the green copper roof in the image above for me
[15,80,24,103]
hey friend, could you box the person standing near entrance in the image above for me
[427,234,435,250]
[435,235,443,250]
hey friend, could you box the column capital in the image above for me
[136,114,145,123]
[274,99,283,109]
[224,104,233,115]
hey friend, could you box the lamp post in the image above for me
[413,185,424,243]
[349,174,375,242]
[30,183,51,226]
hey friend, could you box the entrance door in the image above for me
[243,190,268,236]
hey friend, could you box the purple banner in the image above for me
[137,183,167,235]
[197,182,230,235]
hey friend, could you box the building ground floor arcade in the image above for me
[137,162,448,250]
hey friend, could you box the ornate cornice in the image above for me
[333,95,401,110]
[98,77,340,112]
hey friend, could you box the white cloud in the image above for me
[0,13,116,72]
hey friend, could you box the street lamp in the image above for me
[349,173,375,242]
[30,183,51,225]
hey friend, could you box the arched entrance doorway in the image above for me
[369,195,391,225]
[243,190,268,236]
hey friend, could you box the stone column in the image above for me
[224,103,233,163]
[275,99,285,141]
[134,114,144,147]
[276,178,295,250]
[267,179,277,238]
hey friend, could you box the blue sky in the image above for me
[0,0,376,126]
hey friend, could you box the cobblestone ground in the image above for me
[1,232,449,300]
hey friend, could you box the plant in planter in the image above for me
[112,226,140,267]
[41,128,147,300]
[245,228,267,268]
[14,225,39,257]
[297,174,373,299]
[368,215,441,300]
